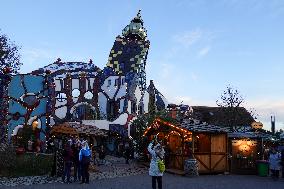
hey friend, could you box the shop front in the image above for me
[144,118,228,174]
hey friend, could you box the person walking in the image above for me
[148,138,165,189]
[268,148,281,180]
[98,145,106,165]
[79,140,91,184]
[124,143,131,164]
[62,142,74,184]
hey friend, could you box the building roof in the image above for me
[51,122,108,136]
[191,106,255,127]
[228,132,273,139]
[31,61,101,77]
[180,119,229,133]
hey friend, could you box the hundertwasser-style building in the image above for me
[0,10,168,143]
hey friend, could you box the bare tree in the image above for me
[0,31,22,74]
[216,85,253,131]
[216,86,244,108]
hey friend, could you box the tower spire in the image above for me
[132,9,143,24]
[122,9,147,40]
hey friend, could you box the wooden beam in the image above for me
[212,154,226,170]
[194,155,210,171]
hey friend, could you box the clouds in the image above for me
[173,28,203,48]
[172,28,215,58]
[198,46,211,57]
[245,99,284,130]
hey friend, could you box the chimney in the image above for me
[271,116,275,134]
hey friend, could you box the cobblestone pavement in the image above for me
[0,156,147,187]
[2,173,284,189]
[1,155,283,189]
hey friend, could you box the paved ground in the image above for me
[1,156,283,189]
[2,173,284,189]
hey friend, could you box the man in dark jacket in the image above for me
[62,142,73,183]
[72,143,81,182]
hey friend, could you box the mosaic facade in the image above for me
[0,11,168,143]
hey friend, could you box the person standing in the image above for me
[71,142,81,182]
[79,140,91,184]
[62,142,74,183]
[98,145,106,165]
[148,139,165,189]
[92,146,97,166]
[124,143,131,164]
[268,148,281,180]
[281,148,284,178]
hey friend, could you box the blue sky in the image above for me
[1,0,283,130]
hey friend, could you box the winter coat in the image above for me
[98,148,106,160]
[269,152,281,170]
[148,142,164,177]
[63,145,74,162]
[79,147,91,164]
[71,144,80,164]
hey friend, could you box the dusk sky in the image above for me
[1,0,283,130]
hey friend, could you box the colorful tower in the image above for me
[106,10,150,92]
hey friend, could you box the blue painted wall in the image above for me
[7,75,48,141]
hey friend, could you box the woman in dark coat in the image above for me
[62,143,74,183]
[72,142,81,182]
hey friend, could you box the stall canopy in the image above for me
[51,122,108,136]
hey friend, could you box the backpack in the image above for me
[157,154,165,173]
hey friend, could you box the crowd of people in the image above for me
[60,138,107,184]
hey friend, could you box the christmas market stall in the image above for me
[143,118,228,174]
[228,131,273,174]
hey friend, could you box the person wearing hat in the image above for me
[79,140,91,184]
[148,137,165,189]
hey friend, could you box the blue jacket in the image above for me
[79,147,91,162]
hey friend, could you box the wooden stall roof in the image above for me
[228,132,273,139]
[144,118,228,136]
[143,118,192,136]
[51,122,108,136]
[180,119,229,133]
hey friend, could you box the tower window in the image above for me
[120,62,125,70]
[115,78,120,86]
[121,78,125,85]
[107,79,111,87]
[131,102,137,114]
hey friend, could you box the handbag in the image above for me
[157,154,165,173]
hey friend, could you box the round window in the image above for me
[72,89,80,98]
[84,91,93,100]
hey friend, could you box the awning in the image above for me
[51,122,108,136]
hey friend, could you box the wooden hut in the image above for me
[228,132,272,174]
[144,118,228,174]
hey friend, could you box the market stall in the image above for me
[144,118,228,174]
[228,132,272,174]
